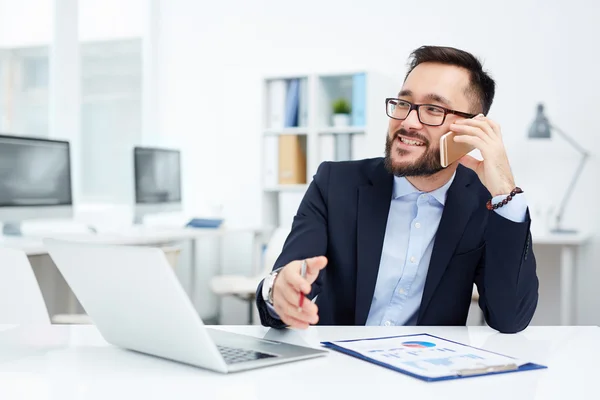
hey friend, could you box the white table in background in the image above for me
[0,225,271,313]
[532,231,593,325]
[0,324,597,400]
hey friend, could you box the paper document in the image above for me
[322,334,538,380]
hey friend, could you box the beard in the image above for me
[384,128,444,177]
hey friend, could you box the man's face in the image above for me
[384,62,474,177]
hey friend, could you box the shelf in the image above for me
[263,184,308,192]
[318,126,366,135]
[261,70,395,228]
[263,127,309,136]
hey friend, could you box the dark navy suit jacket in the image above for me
[256,158,539,333]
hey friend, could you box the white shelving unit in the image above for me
[260,70,397,229]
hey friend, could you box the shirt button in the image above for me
[399,288,406,295]
[415,222,421,229]
[384,321,393,326]
[410,256,416,263]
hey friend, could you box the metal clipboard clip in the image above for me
[455,363,519,376]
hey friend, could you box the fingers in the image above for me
[271,257,325,329]
[450,122,492,145]
[452,133,487,151]
[270,256,327,329]
[451,115,500,142]
[285,256,328,290]
[486,118,502,139]
[286,269,312,295]
[281,314,311,330]
[273,284,319,328]
[306,256,328,273]
[305,256,328,284]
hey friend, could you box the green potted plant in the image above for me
[332,98,351,127]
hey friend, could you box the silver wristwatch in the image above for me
[262,268,282,305]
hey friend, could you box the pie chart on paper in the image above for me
[402,341,436,349]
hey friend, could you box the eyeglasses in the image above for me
[385,98,477,126]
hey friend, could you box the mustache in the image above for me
[393,129,429,146]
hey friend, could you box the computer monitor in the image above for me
[133,146,182,224]
[0,134,73,236]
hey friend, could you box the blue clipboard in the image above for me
[321,333,547,382]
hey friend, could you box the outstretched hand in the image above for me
[272,256,328,329]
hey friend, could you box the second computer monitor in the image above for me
[133,146,182,223]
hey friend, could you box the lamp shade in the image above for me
[528,103,552,139]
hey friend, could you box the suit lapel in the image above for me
[417,166,478,322]
[355,161,393,325]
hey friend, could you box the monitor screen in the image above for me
[134,147,181,204]
[0,134,72,207]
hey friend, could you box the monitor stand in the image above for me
[2,222,22,236]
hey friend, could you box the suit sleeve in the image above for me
[474,194,539,333]
[255,162,331,329]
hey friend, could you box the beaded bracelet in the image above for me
[486,187,523,210]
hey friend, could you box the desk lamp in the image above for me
[527,103,589,233]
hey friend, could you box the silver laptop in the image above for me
[43,238,327,373]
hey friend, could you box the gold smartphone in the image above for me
[440,131,476,168]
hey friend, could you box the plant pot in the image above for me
[332,114,350,127]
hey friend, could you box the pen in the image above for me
[299,259,307,310]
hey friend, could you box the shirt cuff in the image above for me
[492,192,528,223]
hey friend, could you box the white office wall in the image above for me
[156,0,600,324]
[0,0,145,47]
[0,0,53,47]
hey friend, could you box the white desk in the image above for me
[532,232,593,325]
[0,226,271,318]
[0,324,597,400]
[1,228,592,326]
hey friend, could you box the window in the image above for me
[80,39,142,202]
[0,46,50,136]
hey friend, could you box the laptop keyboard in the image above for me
[217,345,277,364]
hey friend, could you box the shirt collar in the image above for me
[392,171,456,206]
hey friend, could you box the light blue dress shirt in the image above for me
[266,172,528,325]
[365,172,527,326]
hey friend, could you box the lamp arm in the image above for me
[554,153,589,230]
[550,124,589,156]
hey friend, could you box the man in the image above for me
[255,45,538,334]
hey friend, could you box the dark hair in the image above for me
[404,45,495,115]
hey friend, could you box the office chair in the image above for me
[210,226,289,325]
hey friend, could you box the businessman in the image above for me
[256,45,539,334]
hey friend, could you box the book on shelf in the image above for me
[278,134,307,185]
[267,79,287,130]
[284,79,299,128]
[268,77,307,130]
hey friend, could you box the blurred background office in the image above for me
[0,0,598,327]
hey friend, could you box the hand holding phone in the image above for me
[440,131,476,168]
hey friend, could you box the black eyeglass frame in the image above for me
[385,98,478,126]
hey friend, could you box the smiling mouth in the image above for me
[397,135,426,147]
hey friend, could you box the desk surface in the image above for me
[531,231,593,246]
[0,225,268,256]
[0,324,597,399]
[1,229,592,257]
